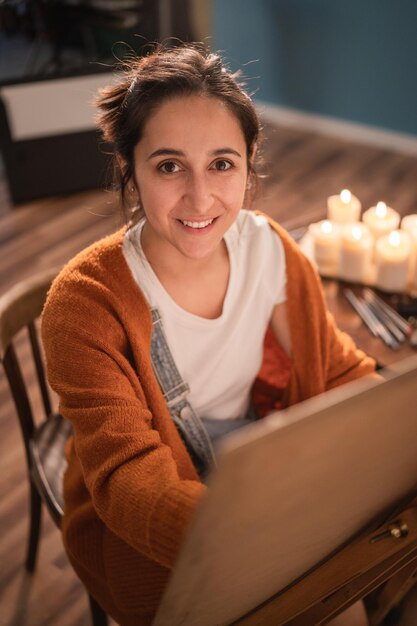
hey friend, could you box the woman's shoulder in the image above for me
[242,210,291,244]
[234,210,288,260]
[238,211,322,297]
[62,228,126,273]
[247,211,316,266]
[42,227,143,323]
[42,227,153,357]
[237,210,293,245]
[48,229,127,294]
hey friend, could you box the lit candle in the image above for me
[362,201,400,241]
[401,215,417,288]
[338,223,374,283]
[401,214,417,239]
[375,230,412,292]
[410,256,417,290]
[308,220,340,272]
[327,189,362,224]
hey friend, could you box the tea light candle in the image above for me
[327,189,362,224]
[401,215,417,288]
[401,214,417,240]
[309,220,340,271]
[362,201,400,240]
[339,223,374,283]
[410,256,417,290]
[375,230,412,292]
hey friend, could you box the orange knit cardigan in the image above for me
[41,215,375,625]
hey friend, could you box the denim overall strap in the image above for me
[150,308,217,474]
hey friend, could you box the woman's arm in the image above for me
[42,268,205,570]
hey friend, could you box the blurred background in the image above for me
[215,0,417,137]
[1,0,416,205]
[1,2,417,625]
[0,0,417,204]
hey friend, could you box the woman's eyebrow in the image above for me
[147,147,242,160]
[147,148,185,160]
[211,148,242,158]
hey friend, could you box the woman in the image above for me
[42,44,375,625]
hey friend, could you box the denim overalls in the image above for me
[150,308,256,480]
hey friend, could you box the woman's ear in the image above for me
[116,153,137,195]
[129,177,141,204]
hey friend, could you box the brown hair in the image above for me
[95,43,261,223]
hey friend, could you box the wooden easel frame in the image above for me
[154,359,417,626]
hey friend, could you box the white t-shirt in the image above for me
[123,211,287,420]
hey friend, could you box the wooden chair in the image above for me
[0,268,108,626]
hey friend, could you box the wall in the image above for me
[213,0,417,136]
[190,0,213,41]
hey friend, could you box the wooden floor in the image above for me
[1,121,417,626]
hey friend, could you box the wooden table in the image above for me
[323,278,416,368]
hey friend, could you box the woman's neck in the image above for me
[141,231,231,319]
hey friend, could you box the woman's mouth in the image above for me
[178,218,216,229]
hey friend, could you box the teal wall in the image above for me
[213,0,417,136]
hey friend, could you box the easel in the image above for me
[154,357,417,626]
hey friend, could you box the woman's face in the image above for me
[133,94,249,265]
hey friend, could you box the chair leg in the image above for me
[26,479,42,572]
[88,592,108,626]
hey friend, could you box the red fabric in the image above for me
[252,326,292,417]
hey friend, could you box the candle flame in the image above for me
[375,201,387,218]
[388,230,401,247]
[340,189,351,204]
[321,220,333,234]
[351,226,363,241]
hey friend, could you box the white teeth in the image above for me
[180,218,214,229]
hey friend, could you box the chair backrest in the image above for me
[1,266,109,624]
[0,267,60,468]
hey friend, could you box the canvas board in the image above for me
[154,356,417,626]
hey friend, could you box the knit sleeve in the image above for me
[323,310,376,390]
[41,266,205,570]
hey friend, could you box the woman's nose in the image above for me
[184,174,213,213]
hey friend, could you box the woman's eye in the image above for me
[159,161,180,174]
[213,159,232,171]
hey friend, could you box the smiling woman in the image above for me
[41,44,375,626]
[136,96,248,269]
